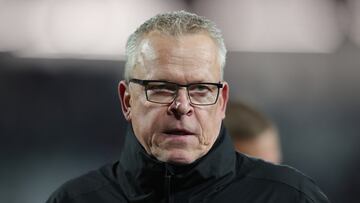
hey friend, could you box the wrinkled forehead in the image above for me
[132,31,221,80]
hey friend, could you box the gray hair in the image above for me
[124,10,227,81]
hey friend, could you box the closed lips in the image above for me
[163,129,194,135]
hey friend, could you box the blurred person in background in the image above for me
[46,11,329,202]
[224,101,282,164]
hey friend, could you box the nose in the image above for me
[168,88,193,117]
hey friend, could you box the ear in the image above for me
[118,80,132,121]
[219,81,229,119]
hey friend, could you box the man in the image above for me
[47,11,329,202]
[224,102,282,164]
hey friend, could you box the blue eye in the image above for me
[189,84,212,93]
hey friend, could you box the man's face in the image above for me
[119,31,229,164]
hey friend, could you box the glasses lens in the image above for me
[188,84,219,105]
[146,82,177,103]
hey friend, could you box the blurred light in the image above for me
[0,0,354,60]
[0,1,31,52]
[0,0,187,60]
[193,0,344,53]
[348,0,360,48]
[47,0,111,54]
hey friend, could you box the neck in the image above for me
[117,124,238,198]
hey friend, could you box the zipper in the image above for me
[165,164,174,203]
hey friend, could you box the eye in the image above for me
[147,82,177,93]
[189,84,212,93]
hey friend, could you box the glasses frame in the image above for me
[129,78,223,106]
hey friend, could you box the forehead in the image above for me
[133,31,221,83]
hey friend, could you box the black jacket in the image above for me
[46,126,329,203]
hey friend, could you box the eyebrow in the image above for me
[147,78,211,84]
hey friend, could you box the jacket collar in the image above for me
[117,124,237,200]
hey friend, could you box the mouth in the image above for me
[163,129,195,136]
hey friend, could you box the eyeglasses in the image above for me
[129,79,223,106]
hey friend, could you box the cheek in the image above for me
[197,106,223,144]
[131,103,165,144]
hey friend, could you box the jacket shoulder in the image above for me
[46,163,118,203]
[237,154,329,202]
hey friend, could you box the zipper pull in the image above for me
[165,164,174,203]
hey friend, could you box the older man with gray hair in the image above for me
[47,11,329,203]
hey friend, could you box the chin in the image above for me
[161,150,198,165]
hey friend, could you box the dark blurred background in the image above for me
[1,0,360,202]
